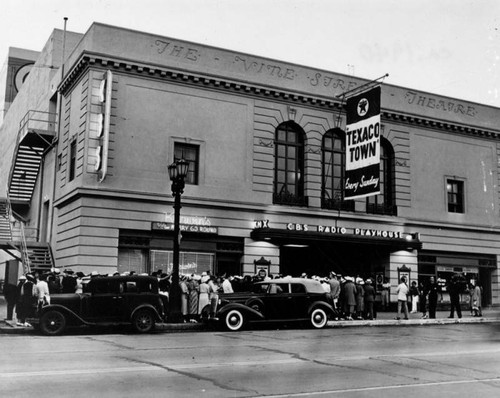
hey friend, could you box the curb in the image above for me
[327,317,500,328]
[1,317,498,334]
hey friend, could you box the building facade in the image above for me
[1,23,499,306]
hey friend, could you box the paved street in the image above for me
[1,323,500,397]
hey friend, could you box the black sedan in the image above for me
[29,276,167,335]
[216,278,335,331]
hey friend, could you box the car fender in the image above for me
[244,297,265,312]
[130,304,163,322]
[217,302,265,320]
[37,304,91,326]
[308,301,335,318]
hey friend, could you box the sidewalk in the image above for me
[1,296,499,334]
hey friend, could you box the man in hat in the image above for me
[61,269,77,293]
[363,279,376,320]
[16,275,36,327]
[328,272,340,311]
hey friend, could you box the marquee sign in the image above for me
[253,220,412,240]
[345,86,381,200]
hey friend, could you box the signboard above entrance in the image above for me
[252,220,421,251]
[152,222,218,234]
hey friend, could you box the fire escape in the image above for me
[0,110,56,273]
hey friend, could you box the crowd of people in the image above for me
[394,273,483,320]
[3,267,484,325]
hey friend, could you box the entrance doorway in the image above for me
[280,242,389,279]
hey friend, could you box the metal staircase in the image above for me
[0,110,57,274]
[0,199,12,241]
[0,195,55,274]
[8,110,56,209]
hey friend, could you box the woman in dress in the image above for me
[198,275,210,319]
[180,275,189,322]
[187,274,200,322]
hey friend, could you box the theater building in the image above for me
[1,23,499,306]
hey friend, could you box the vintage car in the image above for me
[215,278,335,331]
[29,276,168,335]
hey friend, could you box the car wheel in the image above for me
[132,309,155,333]
[40,310,67,336]
[310,308,328,329]
[224,309,245,331]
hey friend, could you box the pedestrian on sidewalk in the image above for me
[328,272,340,312]
[381,277,390,311]
[363,279,376,320]
[419,281,428,319]
[343,277,356,320]
[3,280,18,321]
[355,278,365,320]
[16,274,36,327]
[427,276,439,319]
[409,281,419,313]
[395,277,409,320]
[33,273,50,310]
[471,282,483,317]
[448,273,465,319]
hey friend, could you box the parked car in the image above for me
[215,278,335,331]
[29,276,168,335]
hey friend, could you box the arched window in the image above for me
[274,122,307,206]
[366,138,396,215]
[321,129,354,211]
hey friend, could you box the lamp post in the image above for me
[167,158,189,323]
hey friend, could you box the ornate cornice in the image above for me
[59,53,499,140]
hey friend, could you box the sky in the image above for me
[1,0,499,107]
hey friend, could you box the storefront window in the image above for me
[150,250,214,275]
[118,249,148,274]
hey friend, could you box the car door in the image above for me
[261,283,291,320]
[289,283,310,319]
[88,279,125,322]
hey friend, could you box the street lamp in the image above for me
[167,158,189,323]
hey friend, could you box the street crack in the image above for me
[120,357,257,395]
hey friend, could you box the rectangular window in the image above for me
[174,143,199,185]
[150,250,214,275]
[447,179,464,213]
[69,138,77,181]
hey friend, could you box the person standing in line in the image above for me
[355,278,365,320]
[381,277,390,311]
[16,274,36,327]
[198,275,210,317]
[343,277,357,320]
[409,281,419,313]
[471,282,483,317]
[222,275,234,294]
[395,276,409,320]
[208,276,221,320]
[419,281,428,319]
[187,275,200,323]
[328,272,341,312]
[448,273,464,319]
[363,279,376,320]
[33,273,50,310]
[180,275,189,323]
[427,276,439,319]
[3,279,18,322]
